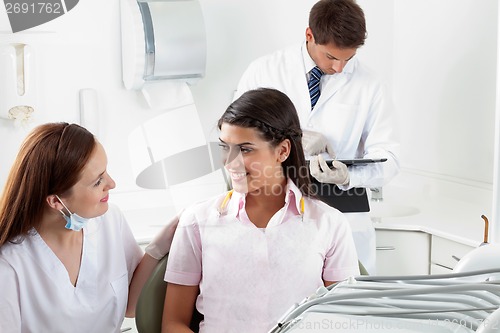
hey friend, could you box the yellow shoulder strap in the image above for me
[219,189,234,212]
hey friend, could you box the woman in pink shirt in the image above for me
[162,88,359,333]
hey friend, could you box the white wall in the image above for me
[0,0,498,216]
[393,0,497,185]
[0,0,321,214]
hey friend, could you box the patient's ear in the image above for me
[277,139,291,162]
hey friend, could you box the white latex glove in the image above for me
[309,155,349,186]
[144,209,183,260]
[302,130,336,158]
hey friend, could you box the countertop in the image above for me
[369,181,491,248]
[122,192,488,248]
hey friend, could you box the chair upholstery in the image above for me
[135,254,203,333]
[135,254,169,333]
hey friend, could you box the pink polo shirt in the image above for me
[165,179,359,333]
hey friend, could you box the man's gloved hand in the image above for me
[144,209,183,260]
[302,130,335,158]
[309,155,349,186]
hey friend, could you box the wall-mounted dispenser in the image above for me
[0,43,37,126]
[120,0,207,90]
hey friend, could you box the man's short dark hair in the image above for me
[309,0,367,48]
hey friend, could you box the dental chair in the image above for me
[454,243,500,274]
[135,254,203,333]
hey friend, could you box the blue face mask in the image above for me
[55,195,90,231]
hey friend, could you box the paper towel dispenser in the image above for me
[120,0,207,90]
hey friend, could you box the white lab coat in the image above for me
[235,42,400,274]
[0,204,143,333]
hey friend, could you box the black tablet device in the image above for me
[332,158,387,167]
[306,158,388,167]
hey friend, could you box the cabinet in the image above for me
[376,229,431,275]
[430,235,474,273]
[375,229,476,276]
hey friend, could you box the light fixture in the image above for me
[0,43,37,127]
[128,104,226,189]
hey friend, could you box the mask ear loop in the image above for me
[218,190,234,217]
[55,195,72,217]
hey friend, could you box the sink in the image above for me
[369,202,420,221]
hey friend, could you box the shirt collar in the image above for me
[223,190,243,219]
[284,178,304,216]
[302,41,317,75]
[223,178,304,221]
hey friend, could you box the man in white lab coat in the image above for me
[234,0,400,274]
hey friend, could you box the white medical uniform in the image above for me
[165,179,359,333]
[0,204,143,333]
[235,42,400,274]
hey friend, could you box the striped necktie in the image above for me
[308,66,323,110]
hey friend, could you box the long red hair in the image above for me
[0,123,96,246]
